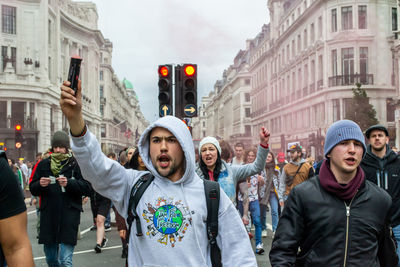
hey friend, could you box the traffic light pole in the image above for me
[174,65,182,119]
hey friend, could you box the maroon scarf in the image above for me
[319,160,364,200]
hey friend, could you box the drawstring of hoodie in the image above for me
[376,170,389,190]
[180,182,209,265]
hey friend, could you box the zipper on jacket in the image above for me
[343,193,356,267]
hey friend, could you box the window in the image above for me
[360,47,368,83]
[2,5,16,34]
[341,6,353,30]
[311,23,315,43]
[245,108,251,117]
[245,79,251,85]
[358,5,367,29]
[318,16,323,38]
[332,49,338,76]
[342,48,354,84]
[202,121,205,127]
[48,20,52,45]
[318,55,323,81]
[100,85,104,98]
[99,70,103,81]
[303,29,308,48]
[333,99,340,122]
[292,39,295,57]
[2,46,16,71]
[297,34,301,52]
[48,56,52,81]
[393,7,398,31]
[331,9,337,32]
[245,125,251,136]
[0,101,6,128]
[245,93,250,102]
[101,125,106,138]
[100,104,104,116]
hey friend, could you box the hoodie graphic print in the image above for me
[71,116,257,266]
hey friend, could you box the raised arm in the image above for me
[231,127,270,184]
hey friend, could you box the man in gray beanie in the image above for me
[270,120,397,266]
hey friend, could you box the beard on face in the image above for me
[373,143,385,152]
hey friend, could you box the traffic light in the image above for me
[180,64,197,117]
[15,124,23,148]
[158,65,173,117]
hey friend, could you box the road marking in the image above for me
[33,245,122,261]
[80,226,92,236]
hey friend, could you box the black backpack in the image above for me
[126,174,222,267]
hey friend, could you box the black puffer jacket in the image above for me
[361,145,400,226]
[30,156,91,246]
[269,176,397,267]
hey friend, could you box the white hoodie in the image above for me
[71,116,257,267]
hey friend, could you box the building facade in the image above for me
[249,0,398,157]
[193,48,253,146]
[0,0,147,161]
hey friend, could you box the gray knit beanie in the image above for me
[324,120,366,158]
[51,131,70,149]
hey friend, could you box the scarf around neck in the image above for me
[51,152,71,177]
[319,160,364,200]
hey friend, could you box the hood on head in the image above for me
[138,116,195,184]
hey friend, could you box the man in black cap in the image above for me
[30,131,91,267]
[361,124,400,263]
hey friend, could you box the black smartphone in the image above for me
[67,56,82,95]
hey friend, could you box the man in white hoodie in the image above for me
[59,81,260,266]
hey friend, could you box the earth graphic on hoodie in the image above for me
[153,204,183,234]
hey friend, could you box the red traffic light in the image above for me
[159,66,169,77]
[184,65,195,77]
[15,124,22,131]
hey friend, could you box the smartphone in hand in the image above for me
[67,56,82,95]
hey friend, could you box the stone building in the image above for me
[249,0,398,157]
[0,0,147,161]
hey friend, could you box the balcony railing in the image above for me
[303,87,308,97]
[309,82,315,94]
[3,116,38,130]
[317,79,323,90]
[328,74,374,87]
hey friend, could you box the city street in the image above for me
[26,194,272,266]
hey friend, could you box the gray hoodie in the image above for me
[70,116,257,266]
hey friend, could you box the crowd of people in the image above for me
[1,77,400,266]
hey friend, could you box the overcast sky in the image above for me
[89,0,270,123]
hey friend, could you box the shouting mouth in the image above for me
[344,157,356,166]
[158,154,171,168]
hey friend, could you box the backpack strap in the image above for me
[204,179,222,267]
[127,173,154,238]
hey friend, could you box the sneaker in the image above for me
[255,243,264,255]
[90,225,97,231]
[104,225,111,232]
[262,230,267,238]
[271,231,275,238]
[94,244,102,253]
[101,237,108,248]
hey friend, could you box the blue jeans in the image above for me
[269,192,279,232]
[238,200,262,246]
[392,224,400,267]
[44,243,74,267]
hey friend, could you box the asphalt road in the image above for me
[26,197,272,266]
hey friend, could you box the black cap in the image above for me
[365,124,389,139]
